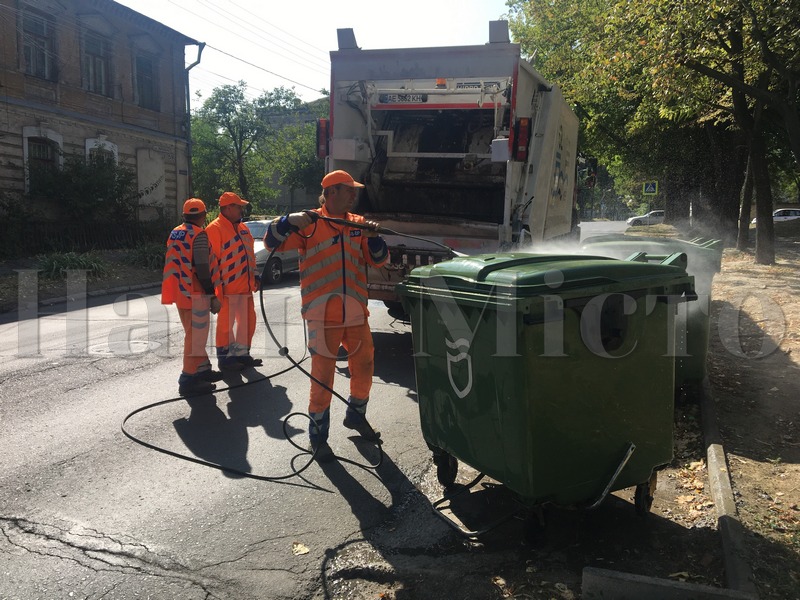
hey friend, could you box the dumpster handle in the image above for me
[586,442,636,510]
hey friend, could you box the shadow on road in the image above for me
[171,372,319,489]
[370,329,417,393]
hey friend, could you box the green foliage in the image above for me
[36,251,109,279]
[191,83,328,211]
[506,0,800,240]
[271,121,325,193]
[127,242,166,271]
[0,191,46,258]
[27,152,138,222]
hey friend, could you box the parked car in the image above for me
[751,208,800,224]
[242,220,300,285]
[626,210,665,227]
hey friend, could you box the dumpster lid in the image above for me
[402,253,693,296]
[580,235,722,273]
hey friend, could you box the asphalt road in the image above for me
[0,280,449,599]
[0,223,728,600]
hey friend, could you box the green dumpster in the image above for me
[580,236,722,386]
[397,253,696,508]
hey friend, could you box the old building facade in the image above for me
[0,0,199,221]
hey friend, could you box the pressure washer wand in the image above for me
[304,211,464,258]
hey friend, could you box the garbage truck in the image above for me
[317,20,580,307]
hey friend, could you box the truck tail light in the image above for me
[513,117,531,162]
[316,118,330,158]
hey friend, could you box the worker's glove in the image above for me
[286,211,315,232]
[363,220,381,237]
[210,297,222,314]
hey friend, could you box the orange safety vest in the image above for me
[205,216,257,295]
[274,206,389,323]
[161,223,220,309]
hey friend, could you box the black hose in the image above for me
[122,214,454,476]
[307,212,461,257]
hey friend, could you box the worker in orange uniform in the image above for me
[265,170,389,461]
[205,192,263,371]
[162,198,223,396]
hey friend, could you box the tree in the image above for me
[267,96,328,207]
[27,152,138,222]
[191,82,307,211]
[508,0,800,263]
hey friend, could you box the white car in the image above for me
[243,219,300,285]
[626,210,665,227]
[751,208,800,224]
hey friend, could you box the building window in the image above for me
[135,54,159,110]
[22,11,56,81]
[85,137,119,164]
[83,31,112,96]
[23,126,63,194]
[26,139,59,194]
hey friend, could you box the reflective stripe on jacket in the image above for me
[267,206,389,323]
[206,216,256,295]
[161,223,220,309]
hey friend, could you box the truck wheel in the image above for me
[383,301,407,315]
[263,258,283,285]
[433,451,458,488]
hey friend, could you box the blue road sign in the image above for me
[643,181,658,195]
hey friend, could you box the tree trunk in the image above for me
[777,100,800,174]
[736,154,754,250]
[662,170,691,230]
[750,130,775,264]
[704,126,745,245]
[728,54,774,263]
[236,159,249,200]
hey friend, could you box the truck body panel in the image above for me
[323,22,579,303]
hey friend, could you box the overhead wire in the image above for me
[1,1,328,107]
[159,0,328,95]
[227,0,330,56]
[202,45,322,94]
[193,0,329,72]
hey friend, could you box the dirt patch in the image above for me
[707,232,800,598]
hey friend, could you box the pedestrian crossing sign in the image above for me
[643,181,658,195]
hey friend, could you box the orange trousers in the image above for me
[215,294,256,353]
[307,320,374,414]
[177,298,211,375]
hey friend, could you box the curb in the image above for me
[38,281,161,308]
[700,377,760,597]
[582,566,757,599]
[581,378,759,599]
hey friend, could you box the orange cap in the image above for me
[183,198,206,215]
[219,191,249,206]
[321,170,365,189]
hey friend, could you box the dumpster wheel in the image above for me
[634,471,658,515]
[434,451,458,488]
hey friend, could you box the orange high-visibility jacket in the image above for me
[161,223,220,309]
[268,206,389,323]
[205,216,257,296]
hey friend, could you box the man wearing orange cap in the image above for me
[265,170,388,461]
[206,191,263,371]
[162,198,223,396]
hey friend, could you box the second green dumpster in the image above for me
[580,235,722,386]
[397,253,696,508]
